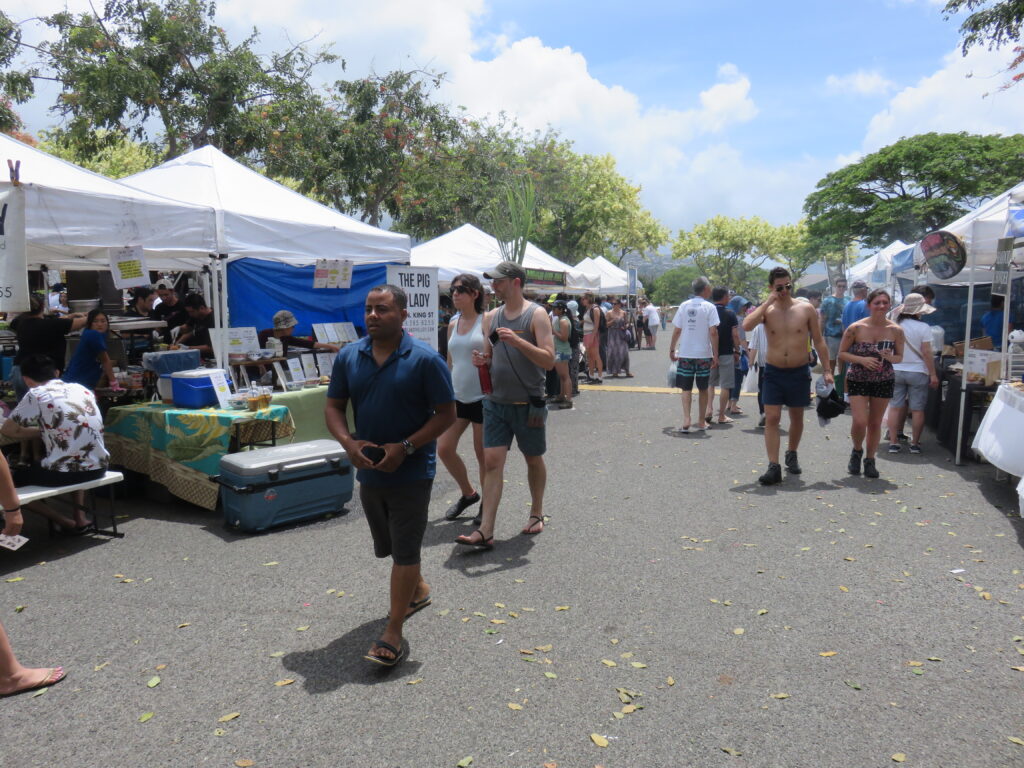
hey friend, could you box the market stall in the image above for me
[104,401,295,510]
[574,255,642,294]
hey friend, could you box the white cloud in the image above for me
[863,45,1024,151]
[825,70,896,97]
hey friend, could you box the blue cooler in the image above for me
[214,440,352,532]
[170,368,230,408]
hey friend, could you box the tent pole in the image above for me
[218,254,230,375]
[955,229,980,465]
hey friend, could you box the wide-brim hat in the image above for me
[901,293,936,315]
[273,310,298,329]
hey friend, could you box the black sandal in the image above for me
[521,515,544,535]
[455,529,494,550]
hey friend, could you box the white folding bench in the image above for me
[16,470,126,538]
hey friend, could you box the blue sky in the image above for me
[12,0,1024,236]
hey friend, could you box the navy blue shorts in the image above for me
[762,364,811,408]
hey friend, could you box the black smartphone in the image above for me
[361,445,386,464]
[489,329,500,345]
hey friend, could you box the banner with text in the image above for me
[0,186,30,313]
[386,265,439,350]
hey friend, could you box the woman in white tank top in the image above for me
[438,274,487,522]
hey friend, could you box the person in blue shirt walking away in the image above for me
[325,285,456,668]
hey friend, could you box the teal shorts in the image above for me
[483,399,547,456]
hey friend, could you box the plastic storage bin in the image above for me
[214,440,352,532]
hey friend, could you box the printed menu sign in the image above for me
[386,266,438,350]
[109,245,150,289]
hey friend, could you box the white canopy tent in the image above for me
[847,240,909,288]
[122,145,411,366]
[121,145,410,266]
[410,223,599,292]
[0,133,219,272]
[575,255,642,294]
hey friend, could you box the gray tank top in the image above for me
[490,304,545,403]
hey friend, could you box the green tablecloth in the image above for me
[105,402,294,510]
[271,387,331,442]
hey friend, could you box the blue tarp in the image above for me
[227,259,389,337]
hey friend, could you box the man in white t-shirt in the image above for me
[641,301,660,350]
[886,293,939,454]
[668,277,719,433]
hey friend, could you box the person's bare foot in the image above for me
[0,665,66,696]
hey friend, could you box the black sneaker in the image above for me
[784,450,802,474]
[848,449,863,475]
[756,416,765,429]
[887,443,901,454]
[444,492,480,521]
[863,458,879,479]
[758,462,783,485]
[897,433,909,443]
[909,444,922,455]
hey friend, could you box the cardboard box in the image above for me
[965,349,1001,385]
[954,336,993,356]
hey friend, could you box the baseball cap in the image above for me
[815,377,845,427]
[483,261,527,283]
[272,310,298,329]
[850,280,869,291]
[155,279,174,291]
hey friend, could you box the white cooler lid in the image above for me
[170,368,226,379]
[219,440,347,476]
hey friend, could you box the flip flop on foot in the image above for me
[521,515,544,535]
[363,640,406,667]
[455,529,494,550]
[389,594,432,621]
[717,415,734,424]
[0,666,66,698]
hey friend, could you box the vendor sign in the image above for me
[386,265,438,350]
[0,186,30,313]
[524,268,565,288]
[109,245,150,289]
[313,259,354,290]
[916,231,966,280]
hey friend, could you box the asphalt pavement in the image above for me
[2,345,1023,768]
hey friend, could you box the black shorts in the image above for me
[762,364,811,408]
[358,480,432,566]
[847,378,894,399]
[455,399,484,424]
[11,465,105,489]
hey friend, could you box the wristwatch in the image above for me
[401,439,416,456]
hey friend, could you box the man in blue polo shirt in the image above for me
[325,284,455,668]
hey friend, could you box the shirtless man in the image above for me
[743,267,833,485]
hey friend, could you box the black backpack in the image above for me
[568,314,581,347]
[594,305,607,333]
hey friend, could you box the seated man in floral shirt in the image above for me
[0,354,110,533]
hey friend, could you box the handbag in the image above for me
[667,360,678,388]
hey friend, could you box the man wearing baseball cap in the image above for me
[258,310,340,356]
[456,261,555,549]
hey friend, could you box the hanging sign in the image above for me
[313,259,329,289]
[917,231,966,280]
[313,259,354,290]
[386,266,439,350]
[993,237,1013,298]
[0,186,30,313]
[109,245,150,289]
[523,268,565,287]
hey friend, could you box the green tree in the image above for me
[486,175,536,265]
[0,11,36,133]
[40,0,337,160]
[647,264,702,305]
[943,1,1024,87]
[269,69,462,227]
[36,128,158,178]
[803,132,1024,251]
[671,215,781,300]
[770,221,817,285]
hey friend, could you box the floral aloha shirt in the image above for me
[10,379,110,472]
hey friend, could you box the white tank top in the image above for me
[447,313,485,403]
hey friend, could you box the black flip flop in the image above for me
[363,640,406,667]
[389,594,432,620]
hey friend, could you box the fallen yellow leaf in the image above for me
[218,713,240,722]
[839,586,849,592]
[666,676,675,686]
[235,761,255,768]
[771,693,790,699]
[819,651,838,657]
[555,606,571,611]
[630,662,647,669]
[733,628,745,635]
[621,704,636,714]
[590,733,609,748]
[891,754,906,763]
[721,747,742,756]
[295,626,310,632]
[274,679,294,686]
[507,702,522,710]
[601,659,617,667]
[407,678,423,685]
[535,644,553,652]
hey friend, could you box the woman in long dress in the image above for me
[605,299,632,377]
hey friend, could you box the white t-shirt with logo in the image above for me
[893,318,932,375]
[643,304,660,327]
[672,297,720,359]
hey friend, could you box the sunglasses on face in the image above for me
[451,285,472,295]
[775,284,793,292]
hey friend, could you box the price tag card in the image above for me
[316,352,335,376]
[0,534,28,551]
[109,245,150,289]
[338,322,358,342]
[287,358,305,382]
[227,327,261,354]
[313,259,329,289]
[300,353,320,381]
[207,369,233,409]
[326,259,353,290]
[312,323,328,343]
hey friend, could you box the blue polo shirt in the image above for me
[327,332,453,487]
[842,298,868,330]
